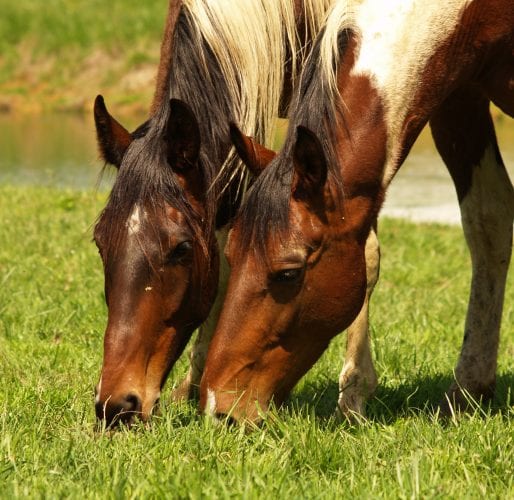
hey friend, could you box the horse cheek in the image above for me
[309,242,366,335]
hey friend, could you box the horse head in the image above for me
[200,125,370,424]
[93,97,219,427]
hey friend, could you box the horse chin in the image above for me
[205,395,269,427]
[141,393,161,419]
[202,376,281,427]
[201,331,335,427]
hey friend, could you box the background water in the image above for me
[1,112,513,224]
[0,113,143,190]
[383,118,514,224]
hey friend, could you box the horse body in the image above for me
[93,0,334,426]
[200,0,514,423]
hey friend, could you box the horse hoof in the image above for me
[436,383,495,418]
[334,395,367,424]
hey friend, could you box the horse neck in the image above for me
[326,1,463,229]
[350,1,483,185]
[151,0,183,114]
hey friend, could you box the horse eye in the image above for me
[166,240,193,265]
[271,268,304,284]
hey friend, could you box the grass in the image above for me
[0,0,509,120]
[0,185,513,498]
[0,0,165,54]
[0,0,167,112]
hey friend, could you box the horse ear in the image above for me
[292,126,328,199]
[94,95,133,168]
[230,123,275,177]
[167,99,201,170]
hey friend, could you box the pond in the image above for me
[0,113,146,190]
[1,112,513,224]
[384,117,514,224]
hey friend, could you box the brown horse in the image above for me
[200,0,514,423]
[93,0,334,427]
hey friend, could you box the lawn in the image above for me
[0,0,167,112]
[0,185,513,498]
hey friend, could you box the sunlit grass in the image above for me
[0,185,513,497]
[0,0,167,111]
[0,0,166,55]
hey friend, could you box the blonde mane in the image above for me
[183,0,333,144]
[318,1,358,95]
[173,0,333,193]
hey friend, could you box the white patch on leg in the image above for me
[454,144,514,390]
[460,145,514,227]
[95,377,102,404]
[337,229,379,418]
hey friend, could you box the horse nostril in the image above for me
[123,393,142,413]
[215,413,237,426]
[95,393,143,427]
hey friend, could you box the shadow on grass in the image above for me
[151,373,513,432]
[287,372,514,425]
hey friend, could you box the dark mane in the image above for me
[95,2,339,264]
[168,9,243,227]
[94,108,208,254]
[237,29,353,255]
[95,8,241,260]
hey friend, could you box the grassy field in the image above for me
[0,0,509,122]
[1,185,513,498]
[0,0,167,113]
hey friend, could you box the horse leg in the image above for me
[430,85,514,412]
[172,228,230,401]
[337,227,380,418]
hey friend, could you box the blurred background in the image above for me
[0,0,513,220]
[0,0,166,189]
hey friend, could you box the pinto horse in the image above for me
[92,0,334,426]
[200,0,514,423]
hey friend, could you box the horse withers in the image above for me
[200,0,514,424]
[92,0,334,427]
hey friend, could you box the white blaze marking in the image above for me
[351,0,472,186]
[95,377,102,404]
[127,205,142,235]
[205,388,217,416]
